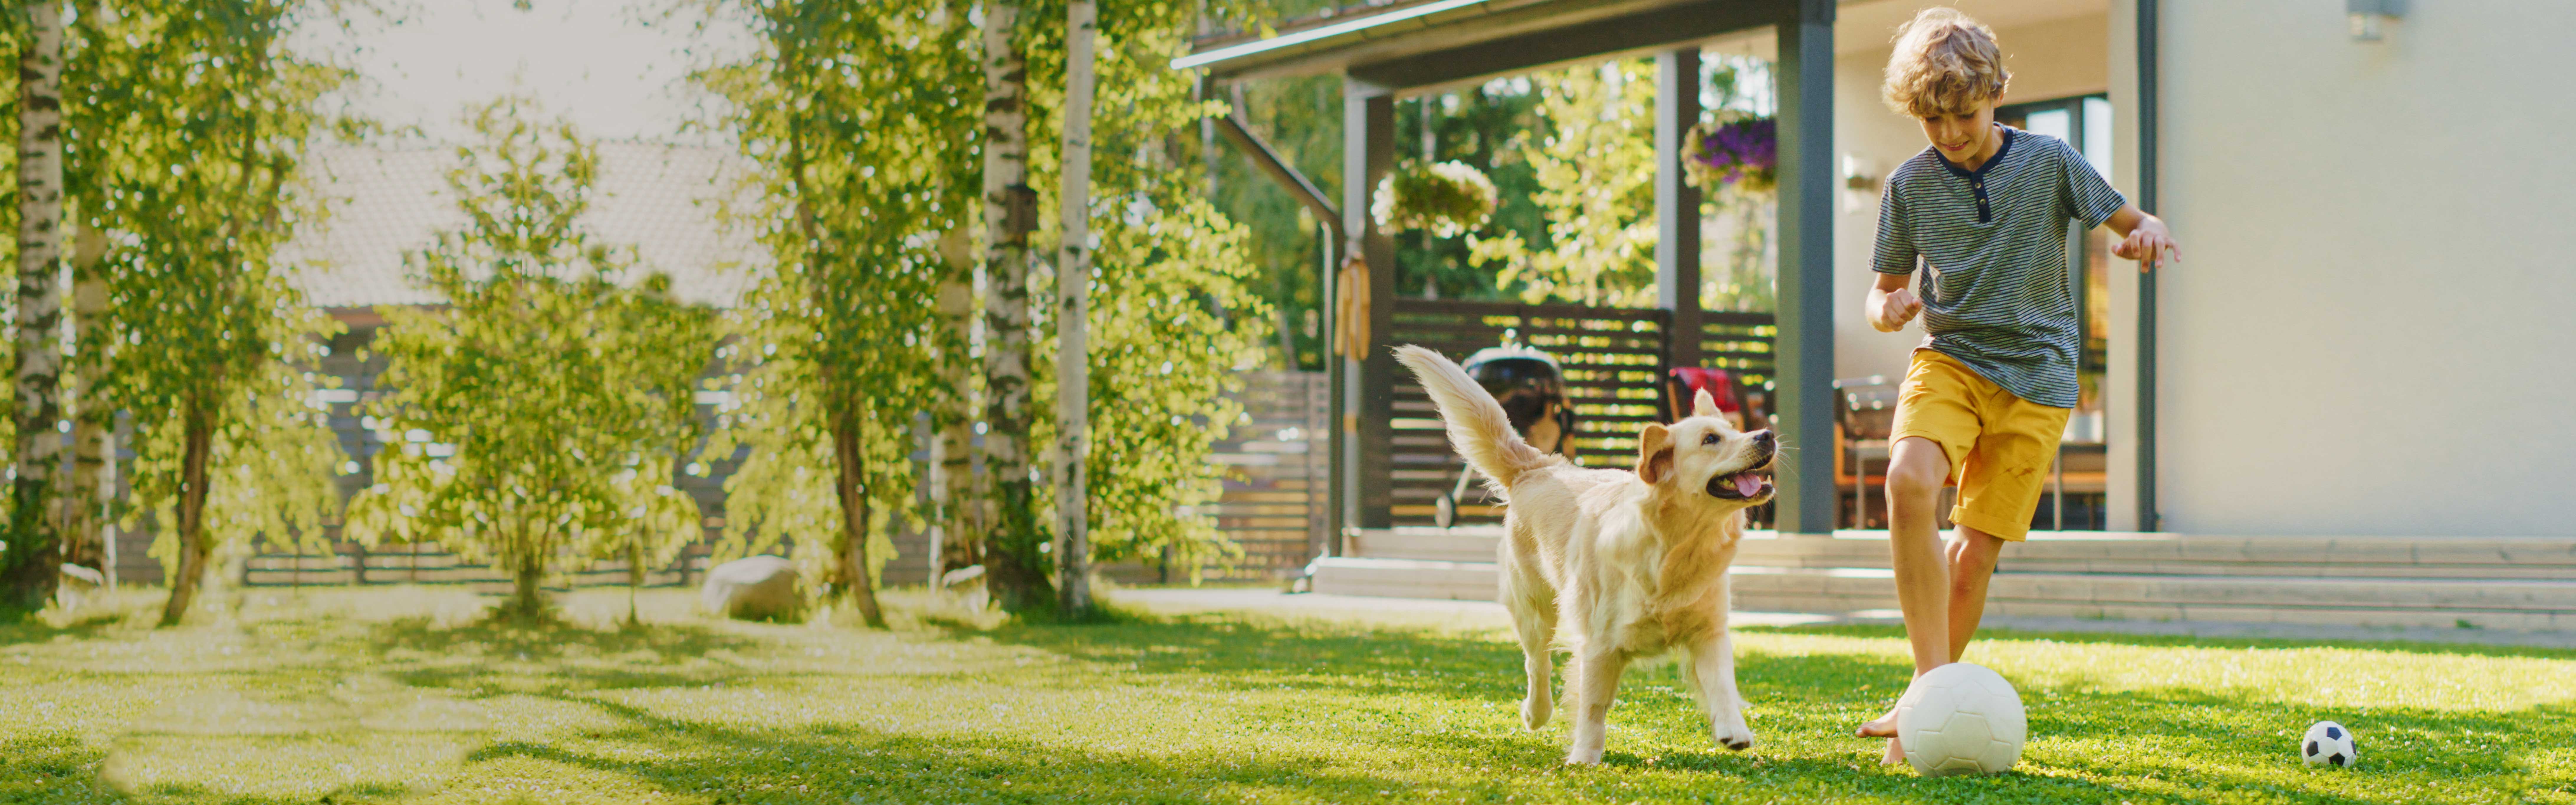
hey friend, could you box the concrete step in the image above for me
[1737,533,2576,579]
[1729,568,2576,614]
[1345,526,1503,562]
[1306,543,2576,632]
[1306,557,1499,601]
[1349,529,2576,576]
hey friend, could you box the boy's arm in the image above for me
[2103,205,2180,272]
[1866,272,1923,333]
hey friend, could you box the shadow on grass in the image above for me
[364,615,766,694]
[6,732,433,805]
[0,611,123,647]
[1739,620,2576,661]
[368,614,759,660]
[925,608,1533,700]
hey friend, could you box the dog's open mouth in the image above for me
[1706,464,1775,500]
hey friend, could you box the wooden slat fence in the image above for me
[1099,370,1329,584]
[244,371,1332,590]
[1382,299,1777,528]
[243,542,725,593]
[1699,311,1780,387]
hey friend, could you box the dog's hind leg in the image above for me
[1562,645,1629,765]
[1683,628,1756,751]
[1499,561,1558,730]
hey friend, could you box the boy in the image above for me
[1856,8,2179,764]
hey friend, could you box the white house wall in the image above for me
[2154,3,2576,536]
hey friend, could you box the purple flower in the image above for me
[1691,117,1777,188]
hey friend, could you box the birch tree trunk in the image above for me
[1053,0,1097,619]
[66,226,107,577]
[978,0,1055,615]
[928,227,978,584]
[4,0,67,612]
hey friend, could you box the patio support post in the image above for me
[1772,0,1836,535]
[1656,47,1703,375]
[1343,81,1397,534]
[2135,0,2161,532]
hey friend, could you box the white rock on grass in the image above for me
[701,555,804,621]
[58,564,104,610]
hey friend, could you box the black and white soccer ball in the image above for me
[2302,721,2358,768]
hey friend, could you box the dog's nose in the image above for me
[1751,430,1776,447]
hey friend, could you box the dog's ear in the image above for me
[1634,423,1674,484]
[1692,388,1720,419]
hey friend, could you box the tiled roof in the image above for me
[284,142,770,309]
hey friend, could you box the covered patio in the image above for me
[1179,0,1850,545]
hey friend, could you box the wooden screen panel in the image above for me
[1384,299,1672,528]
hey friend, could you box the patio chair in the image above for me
[1664,367,1746,428]
[1832,375,1900,529]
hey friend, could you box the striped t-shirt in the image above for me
[1872,126,2125,409]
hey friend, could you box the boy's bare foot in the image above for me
[1855,705,1900,738]
[1881,736,1906,765]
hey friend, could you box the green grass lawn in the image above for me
[2,585,2571,804]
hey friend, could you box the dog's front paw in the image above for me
[1563,747,1604,765]
[1710,722,1757,752]
[1522,696,1552,730]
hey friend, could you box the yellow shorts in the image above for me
[1887,350,2073,542]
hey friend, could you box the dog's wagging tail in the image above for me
[1394,345,1563,490]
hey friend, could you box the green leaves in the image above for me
[347,97,712,607]
[1468,59,1663,308]
[699,0,1278,589]
[695,0,979,597]
[70,0,358,586]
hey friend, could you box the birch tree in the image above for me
[1052,0,1096,618]
[979,0,1053,614]
[1,0,65,612]
[65,226,107,578]
[927,228,977,584]
[1031,1,1275,582]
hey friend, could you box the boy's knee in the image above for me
[1885,455,1946,499]
[1948,529,2006,572]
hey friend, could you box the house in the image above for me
[1181,0,2576,632]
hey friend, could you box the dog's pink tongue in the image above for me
[1732,473,1762,497]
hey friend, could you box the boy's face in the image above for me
[1918,98,1999,165]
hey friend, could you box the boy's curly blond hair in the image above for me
[1882,7,2010,118]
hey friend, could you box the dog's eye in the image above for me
[1700,432,1720,445]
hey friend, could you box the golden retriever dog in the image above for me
[1395,345,1777,765]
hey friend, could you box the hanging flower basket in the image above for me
[1684,113,1777,193]
[1372,160,1499,238]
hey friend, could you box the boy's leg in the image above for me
[1941,386,2072,665]
[1856,351,1983,764]
[1855,434,1953,744]
[1944,527,2007,663]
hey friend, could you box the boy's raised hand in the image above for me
[2110,213,2181,272]
[1870,286,1925,332]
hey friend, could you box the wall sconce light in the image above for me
[2347,0,2406,42]
[1841,154,1877,192]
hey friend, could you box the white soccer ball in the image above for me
[1896,662,2027,776]
[2302,721,2359,768]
